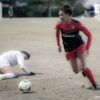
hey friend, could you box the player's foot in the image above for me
[88,84,100,90]
[94,84,100,90]
[29,72,36,76]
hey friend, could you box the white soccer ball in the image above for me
[19,80,32,93]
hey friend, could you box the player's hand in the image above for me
[58,45,62,53]
[29,72,36,76]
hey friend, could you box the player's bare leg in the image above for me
[69,58,82,74]
[0,66,16,80]
[77,53,100,90]
[0,66,15,73]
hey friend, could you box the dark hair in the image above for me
[21,51,30,59]
[61,4,72,16]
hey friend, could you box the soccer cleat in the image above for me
[93,85,100,90]
[88,84,100,90]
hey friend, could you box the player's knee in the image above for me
[71,65,79,74]
[74,71,79,74]
[73,69,79,74]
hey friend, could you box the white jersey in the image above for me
[0,51,31,74]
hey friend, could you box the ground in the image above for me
[0,18,100,100]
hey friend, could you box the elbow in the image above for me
[88,33,92,42]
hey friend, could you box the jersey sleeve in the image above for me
[55,22,61,47]
[78,22,92,50]
[17,54,31,74]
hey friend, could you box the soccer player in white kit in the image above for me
[0,50,35,80]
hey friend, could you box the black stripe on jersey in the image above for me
[61,29,79,36]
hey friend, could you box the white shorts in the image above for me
[0,58,10,68]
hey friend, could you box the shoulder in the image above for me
[9,50,21,55]
[71,19,80,24]
[1,50,18,55]
[9,50,23,57]
[71,19,84,29]
[55,21,62,29]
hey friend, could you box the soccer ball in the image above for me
[19,80,32,93]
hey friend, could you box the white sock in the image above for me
[0,73,15,80]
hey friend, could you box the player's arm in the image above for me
[55,23,61,52]
[17,55,34,75]
[79,22,92,50]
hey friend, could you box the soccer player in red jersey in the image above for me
[55,4,99,90]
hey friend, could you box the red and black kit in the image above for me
[56,19,92,52]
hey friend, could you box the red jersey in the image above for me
[55,19,92,52]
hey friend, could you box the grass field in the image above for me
[0,18,100,100]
